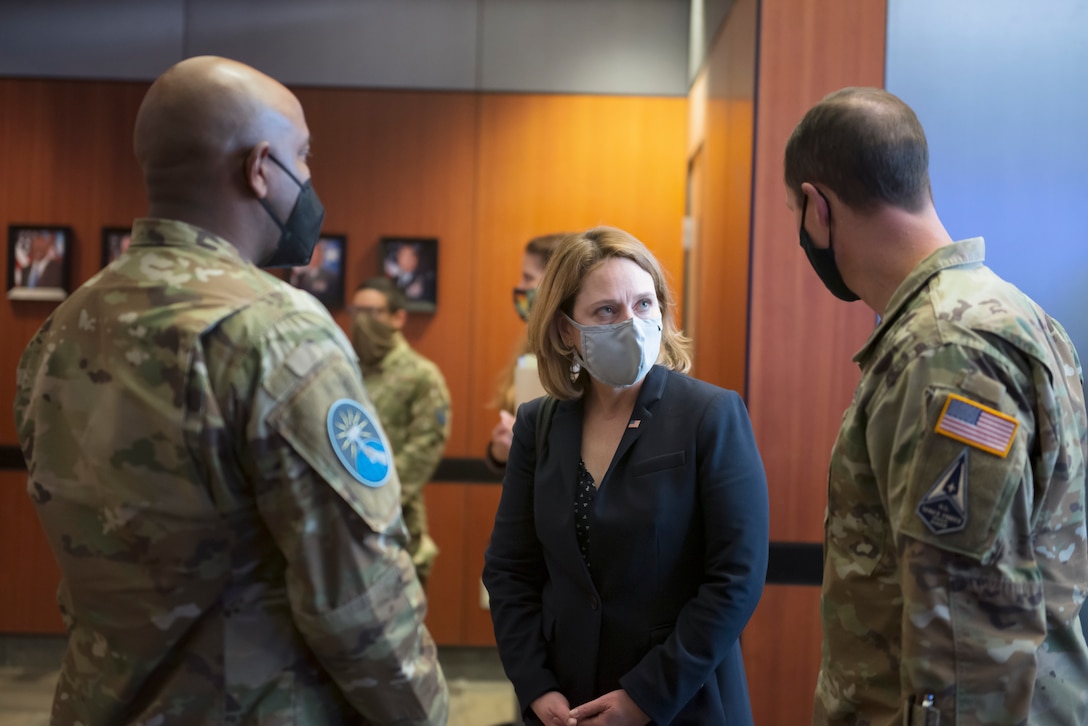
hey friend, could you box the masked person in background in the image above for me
[350,277,451,589]
[14,56,446,725]
[486,232,568,471]
[483,227,769,725]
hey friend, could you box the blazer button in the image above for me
[590,595,599,611]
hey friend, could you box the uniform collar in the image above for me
[854,237,986,366]
[129,218,247,265]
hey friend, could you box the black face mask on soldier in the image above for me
[259,154,326,268]
[799,192,859,302]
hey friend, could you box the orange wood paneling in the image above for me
[470,94,688,455]
[0,79,148,447]
[748,0,886,544]
[460,483,502,646]
[0,80,688,645]
[743,1,887,724]
[743,585,823,726]
[688,0,757,395]
[0,471,64,633]
[0,86,687,462]
[420,483,466,644]
[293,88,480,458]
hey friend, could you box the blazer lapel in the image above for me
[602,365,667,485]
[537,368,668,592]
[540,397,596,588]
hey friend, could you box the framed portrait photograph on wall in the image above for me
[288,233,346,309]
[380,237,437,313]
[101,227,133,267]
[7,225,71,301]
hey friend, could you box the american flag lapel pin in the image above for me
[628,420,641,429]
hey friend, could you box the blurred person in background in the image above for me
[349,277,451,589]
[486,232,568,471]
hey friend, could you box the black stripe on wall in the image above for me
[432,457,503,483]
[0,447,503,481]
[0,445,823,586]
[0,446,23,471]
[766,542,823,586]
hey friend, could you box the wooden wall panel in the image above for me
[460,484,502,646]
[293,88,479,458]
[0,80,688,646]
[744,585,823,726]
[0,79,148,447]
[0,87,687,459]
[749,0,886,544]
[0,472,64,633]
[688,0,757,395]
[743,1,887,724]
[421,483,466,644]
[470,94,688,456]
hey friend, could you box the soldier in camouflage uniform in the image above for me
[13,56,447,725]
[349,278,451,588]
[784,87,1088,725]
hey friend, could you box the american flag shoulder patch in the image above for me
[934,393,1018,458]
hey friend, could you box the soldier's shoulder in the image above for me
[243,276,330,321]
[390,345,444,380]
[929,266,1056,364]
[218,280,342,347]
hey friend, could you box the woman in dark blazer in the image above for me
[483,227,769,726]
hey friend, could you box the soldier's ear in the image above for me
[800,182,832,228]
[392,308,408,330]
[243,143,272,198]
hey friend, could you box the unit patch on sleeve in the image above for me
[917,447,969,535]
[327,398,392,488]
[933,393,1018,457]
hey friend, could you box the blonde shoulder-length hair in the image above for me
[527,226,691,400]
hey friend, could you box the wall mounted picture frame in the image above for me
[288,233,346,309]
[380,236,438,313]
[7,225,71,301]
[101,226,132,267]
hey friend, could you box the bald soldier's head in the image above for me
[134,56,321,265]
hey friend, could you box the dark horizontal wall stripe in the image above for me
[766,542,823,586]
[432,457,503,483]
[0,446,824,585]
[0,446,503,482]
[0,447,23,471]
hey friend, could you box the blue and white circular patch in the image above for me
[327,399,392,488]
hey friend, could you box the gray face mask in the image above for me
[565,314,662,388]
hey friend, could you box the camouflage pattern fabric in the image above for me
[815,238,1088,725]
[358,332,451,582]
[13,218,448,725]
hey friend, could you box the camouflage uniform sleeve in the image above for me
[13,321,48,446]
[228,311,448,724]
[866,342,1041,723]
[1051,315,1085,384]
[393,364,451,507]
